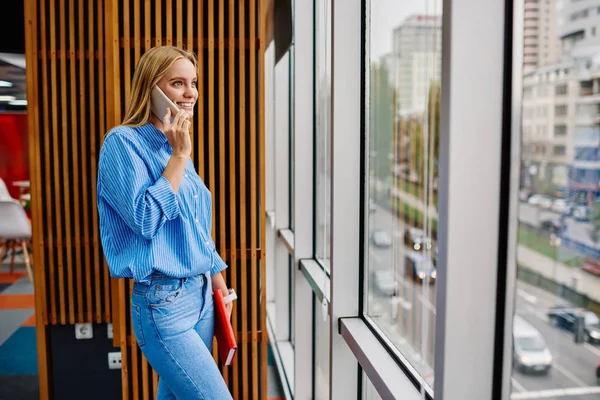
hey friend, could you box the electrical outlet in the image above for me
[107,323,113,339]
[75,323,93,339]
[108,351,122,370]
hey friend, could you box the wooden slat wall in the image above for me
[24,1,268,399]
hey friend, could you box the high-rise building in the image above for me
[391,15,441,116]
[523,0,563,71]
[560,0,600,206]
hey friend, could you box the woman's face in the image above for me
[156,58,198,119]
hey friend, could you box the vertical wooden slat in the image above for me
[86,0,96,322]
[186,0,192,52]
[69,0,84,323]
[228,0,239,397]
[25,0,50,397]
[259,1,268,397]
[103,0,120,323]
[166,0,172,45]
[238,1,249,396]
[196,0,205,178]
[155,0,162,46]
[152,369,159,396]
[49,0,67,325]
[145,0,151,50]
[129,281,139,400]
[94,0,106,323]
[249,0,259,397]
[141,354,150,400]
[208,0,216,237]
[59,0,74,326]
[134,0,141,61]
[217,0,228,386]
[123,0,131,102]
[39,0,57,326]
[175,0,182,48]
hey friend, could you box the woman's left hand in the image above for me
[226,302,233,320]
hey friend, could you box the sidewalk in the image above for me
[517,245,600,303]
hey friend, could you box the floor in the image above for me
[0,254,284,400]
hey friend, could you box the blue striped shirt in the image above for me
[97,123,228,284]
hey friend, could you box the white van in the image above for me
[513,315,553,374]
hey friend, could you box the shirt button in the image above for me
[184,174,188,178]
[195,218,199,223]
[194,194,198,198]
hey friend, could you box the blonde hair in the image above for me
[122,46,198,127]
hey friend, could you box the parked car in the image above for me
[405,251,436,284]
[573,205,590,221]
[404,227,433,252]
[371,269,398,296]
[528,194,553,209]
[371,230,392,248]
[513,315,553,374]
[551,199,569,214]
[547,306,600,344]
[596,364,600,384]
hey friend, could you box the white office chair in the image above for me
[0,199,33,282]
[0,178,11,200]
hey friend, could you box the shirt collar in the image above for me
[136,123,169,150]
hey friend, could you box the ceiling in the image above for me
[0,1,26,111]
[0,53,26,110]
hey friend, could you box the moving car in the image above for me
[513,315,553,374]
[547,306,600,344]
[371,269,398,296]
[404,227,433,252]
[405,251,436,284]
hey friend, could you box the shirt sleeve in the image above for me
[209,248,229,276]
[98,129,181,240]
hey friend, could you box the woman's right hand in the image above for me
[163,108,192,158]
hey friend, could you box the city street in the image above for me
[511,280,600,399]
[364,198,600,397]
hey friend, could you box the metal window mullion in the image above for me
[275,52,292,342]
[293,0,317,398]
[330,0,362,398]
[434,0,510,398]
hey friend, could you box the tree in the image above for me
[369,62,395,182]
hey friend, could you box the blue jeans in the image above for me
[131,271,233,400]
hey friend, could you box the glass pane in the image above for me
[314,294,330,399]
[365,1,442,392]
[315,0,332,269]
[290,48,295,230]
[513,1,600,398]
[362,373,384,400]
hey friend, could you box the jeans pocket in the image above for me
[131,304,145,346]
[148,279,184,308]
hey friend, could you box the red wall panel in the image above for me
[0,112,29,200]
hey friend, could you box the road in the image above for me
[512,280,600,400]
[365,201,600,396]
[366,201,438,385]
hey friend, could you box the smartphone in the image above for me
[150,85,180,123]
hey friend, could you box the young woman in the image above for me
[97,46,233,400]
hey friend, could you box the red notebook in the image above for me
[214,289,237,366]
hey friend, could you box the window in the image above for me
[555,84,567,96]
[553,145,566,156]
[315,0,332,269]
[515,11,600,399]
[365,2,441,390]
[554,124,567,136]
[575,147,600,161]
[555,104,567,116]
